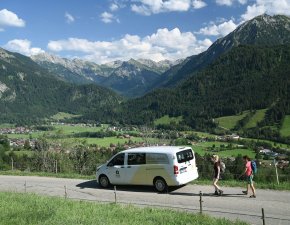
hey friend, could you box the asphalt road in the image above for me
[1,175,290,225]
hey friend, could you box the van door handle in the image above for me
[127,166,131,168]
[121,166,124,168]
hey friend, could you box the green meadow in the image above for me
[244,109,267,129]
[192,141,255,158]
[154,115,183,126]
[50,112,81,120]
[280,115,290,137]
[0,192,248,225]
[215,112,249,130]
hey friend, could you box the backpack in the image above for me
[220,161,226,173]
[251,160,257,174]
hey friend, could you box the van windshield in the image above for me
[176,149,194,163]
[107,153,125,166]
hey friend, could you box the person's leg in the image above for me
[213,178,219,194]
[249,176,256,197]
[243,177,250,194]
[213,178,223,195]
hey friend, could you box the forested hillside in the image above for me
[150,14,290,90]
[120,45,290,136]
[0,48,122,125]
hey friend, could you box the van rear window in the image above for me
[176,149,194,163]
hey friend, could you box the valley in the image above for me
[2,2,290,224]
[1,13,290,190]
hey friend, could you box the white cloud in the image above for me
[192,0,207,9]
[216,0,247,6]
[65,12,75,24]
[241,0,290,21]
[197,20,237,36]
[47,28,212,64]
[131,0,193,15]
[100,11,116,23]
[0,9,25,30]
[4,39,44,56]
[110,3,119,11]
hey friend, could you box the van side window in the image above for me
[146,153,169,164]
[108,153,125,166]
[128,153,146,165]
[176,150,194,163]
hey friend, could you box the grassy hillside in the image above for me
[281,115,290,137]
[0,192,248,225]
[244,109,267,129]
[154,115,183,126]
[50,112,81,121]
[215,112,249,130]
[215,109,267,130]
[122,45,290,136]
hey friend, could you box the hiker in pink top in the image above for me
[242,155,256,198]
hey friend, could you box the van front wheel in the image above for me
[154,177,167,192]
[99,175,110,188]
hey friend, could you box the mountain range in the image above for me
[0,48,121,124]
[1,14,290,133]
[120,14,290,133]
[150,14,290,89]
[31,54,180,97]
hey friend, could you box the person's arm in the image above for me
[243,166,247,174]
[239,165,247,178]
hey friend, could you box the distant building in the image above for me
[259,149,272,154]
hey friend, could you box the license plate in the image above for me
[180,167,187,173]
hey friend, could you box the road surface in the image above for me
[0,175,290,225]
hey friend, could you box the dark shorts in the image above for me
[246,175,254,184]
[213,173,220,180]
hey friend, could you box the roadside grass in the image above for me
[0,192,248,225]
[215,112,249,130]
[0,170,95,180]
[244,109,267,129]
[154,115,183,126]
[280,115,290,137]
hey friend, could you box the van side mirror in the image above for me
[107,162,113,167]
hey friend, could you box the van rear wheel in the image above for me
[154,177,167,192]
[99,175,110,188]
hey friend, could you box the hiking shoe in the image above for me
[242,191,248,195]
[250,195,256,198]
[218,190,224,196]
[214,191,219,195]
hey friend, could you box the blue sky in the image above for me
[1,0,290,64]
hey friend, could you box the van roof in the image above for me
[120,146,192,154]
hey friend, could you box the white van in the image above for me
[96,146,198,192]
